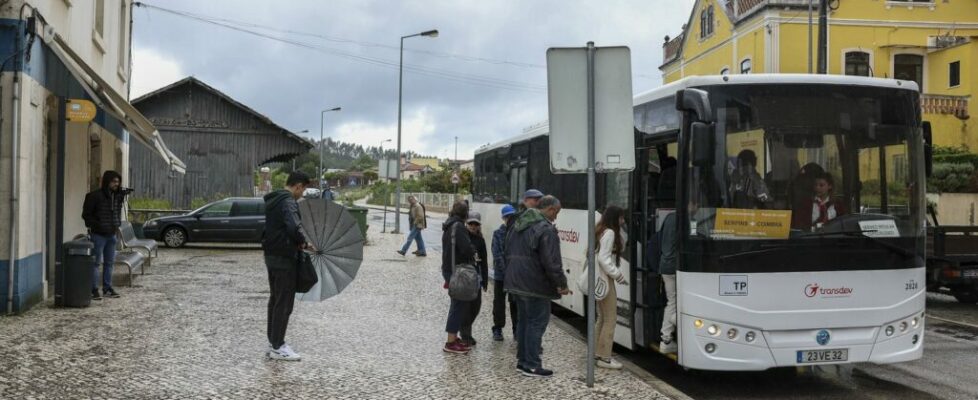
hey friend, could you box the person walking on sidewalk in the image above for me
[82,170,130,300]
[490,204,518,341]
[458,211,489,347]
[505,195,571,378]
[397,196,427,257]
[593,205,628,369]
[262,172,314,361]
[442,200,479,354]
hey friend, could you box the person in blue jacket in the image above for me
[490,204,518,341]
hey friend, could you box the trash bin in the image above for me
[345,206,369,239]
[56,237,95,308]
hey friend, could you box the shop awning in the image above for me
[43,32,186,174]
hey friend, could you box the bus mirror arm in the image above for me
[692,122,716,167]
[676,88,714,123]
[922,121,933,178]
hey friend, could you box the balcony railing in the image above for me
[922,94,970,120]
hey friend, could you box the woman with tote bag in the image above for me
[592,205,628,369]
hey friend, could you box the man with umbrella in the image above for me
[263,171,314,361]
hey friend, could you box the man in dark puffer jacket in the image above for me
[504,195,570,378]
[263,172,313,361]
[82,170,128,300]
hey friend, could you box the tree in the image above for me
[349,154,376,172]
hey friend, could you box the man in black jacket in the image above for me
[82,170,128,300]
[504,195,570,378]
[262,172,313,361]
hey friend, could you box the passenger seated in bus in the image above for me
[790,163,825,229]
[728,150,771,209]
[810,173,847,228]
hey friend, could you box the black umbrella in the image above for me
[296,199,364,302]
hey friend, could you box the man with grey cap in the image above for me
[521,189,544,211]
[457,210,489,346]
[505,195,571,377]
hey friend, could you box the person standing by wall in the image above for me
[490,204,518,341]
[505,195,571,378]
[82,170,129,301]
[593,205,628,369]
[397,196,427,257]
[262,172,314,361]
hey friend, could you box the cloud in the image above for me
[332,108,439,155]
[129,47,184,98]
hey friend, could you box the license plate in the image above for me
[797,349,848,364]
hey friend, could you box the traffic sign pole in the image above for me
[585,41,597,389]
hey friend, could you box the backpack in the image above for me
[448,222,480,301]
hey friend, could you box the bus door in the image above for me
[632,136,679,349]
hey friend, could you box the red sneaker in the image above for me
[443,341,470,354]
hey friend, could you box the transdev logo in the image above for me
[805,283,853,298]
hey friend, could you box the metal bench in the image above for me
[113,251,147,287]
[118,221,158,269]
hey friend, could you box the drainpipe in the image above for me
[6,52,21,315]
[816,0,828,74]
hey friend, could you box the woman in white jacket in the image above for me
[593,205,628,369]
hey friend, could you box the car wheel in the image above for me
[163,227,188,248]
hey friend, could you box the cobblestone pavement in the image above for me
[0,233,669,399]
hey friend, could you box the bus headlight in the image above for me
[694,319,704,329]
[727,328,738,340]
[885,325,895,336]
[745,331,756,343]
[911,317,919,328]
[899,322,908,332]
[707,325,720,336]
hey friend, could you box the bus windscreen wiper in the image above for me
[799,229,914,258]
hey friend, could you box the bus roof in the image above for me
[633,74,920,106]
[476,74,919,156]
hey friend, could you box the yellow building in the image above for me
[661,0,978,150]
[407,156,442,171]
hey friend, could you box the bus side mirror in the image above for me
[676,88,714,122]
[692,122,715,167]
[923,121,933,178]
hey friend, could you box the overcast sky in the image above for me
[131,0,696,161]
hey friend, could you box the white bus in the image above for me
[472,74,929,371]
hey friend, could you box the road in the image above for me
[555,291,978,400]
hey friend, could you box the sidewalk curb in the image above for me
[550,318,694,400]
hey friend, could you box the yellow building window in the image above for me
[949,61,961,88]
[845,52,871,77]
[700,6,714,39]
[894,54,924,91]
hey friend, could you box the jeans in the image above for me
[445,295,479,335]
[660,274,677,342]
[266,255,297,349]
[492,280,518,335]
[91,233,117,291]
[400,227,426,254]
[515,294,551,370]
[596,282,618,359]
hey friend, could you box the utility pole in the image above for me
[808,0,814,73]
[817,0,828,74]
[454,136,458,194]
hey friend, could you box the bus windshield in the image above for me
[682,84,925,273]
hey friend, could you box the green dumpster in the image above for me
[345,206,369,238]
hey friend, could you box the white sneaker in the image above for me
[659,340,678,354]
[267,344,302,361]
[596,357,623,369]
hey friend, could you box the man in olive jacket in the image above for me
[263,172,313,361]
[504,195,571,378]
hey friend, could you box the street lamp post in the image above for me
[294,129,309,171]
[320,107,341,190]
[454,136,458,194]
[379,138,393,233]
[394,28,438,234]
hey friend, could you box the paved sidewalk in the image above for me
[0,234,668,399]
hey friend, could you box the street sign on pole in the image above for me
[378,159,400,180]
[546,46,634,174]
[547,43,634,389]
[451,173,460,185]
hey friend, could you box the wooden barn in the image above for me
[129,77,312,208]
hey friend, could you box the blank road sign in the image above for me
[546,46,635,174]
